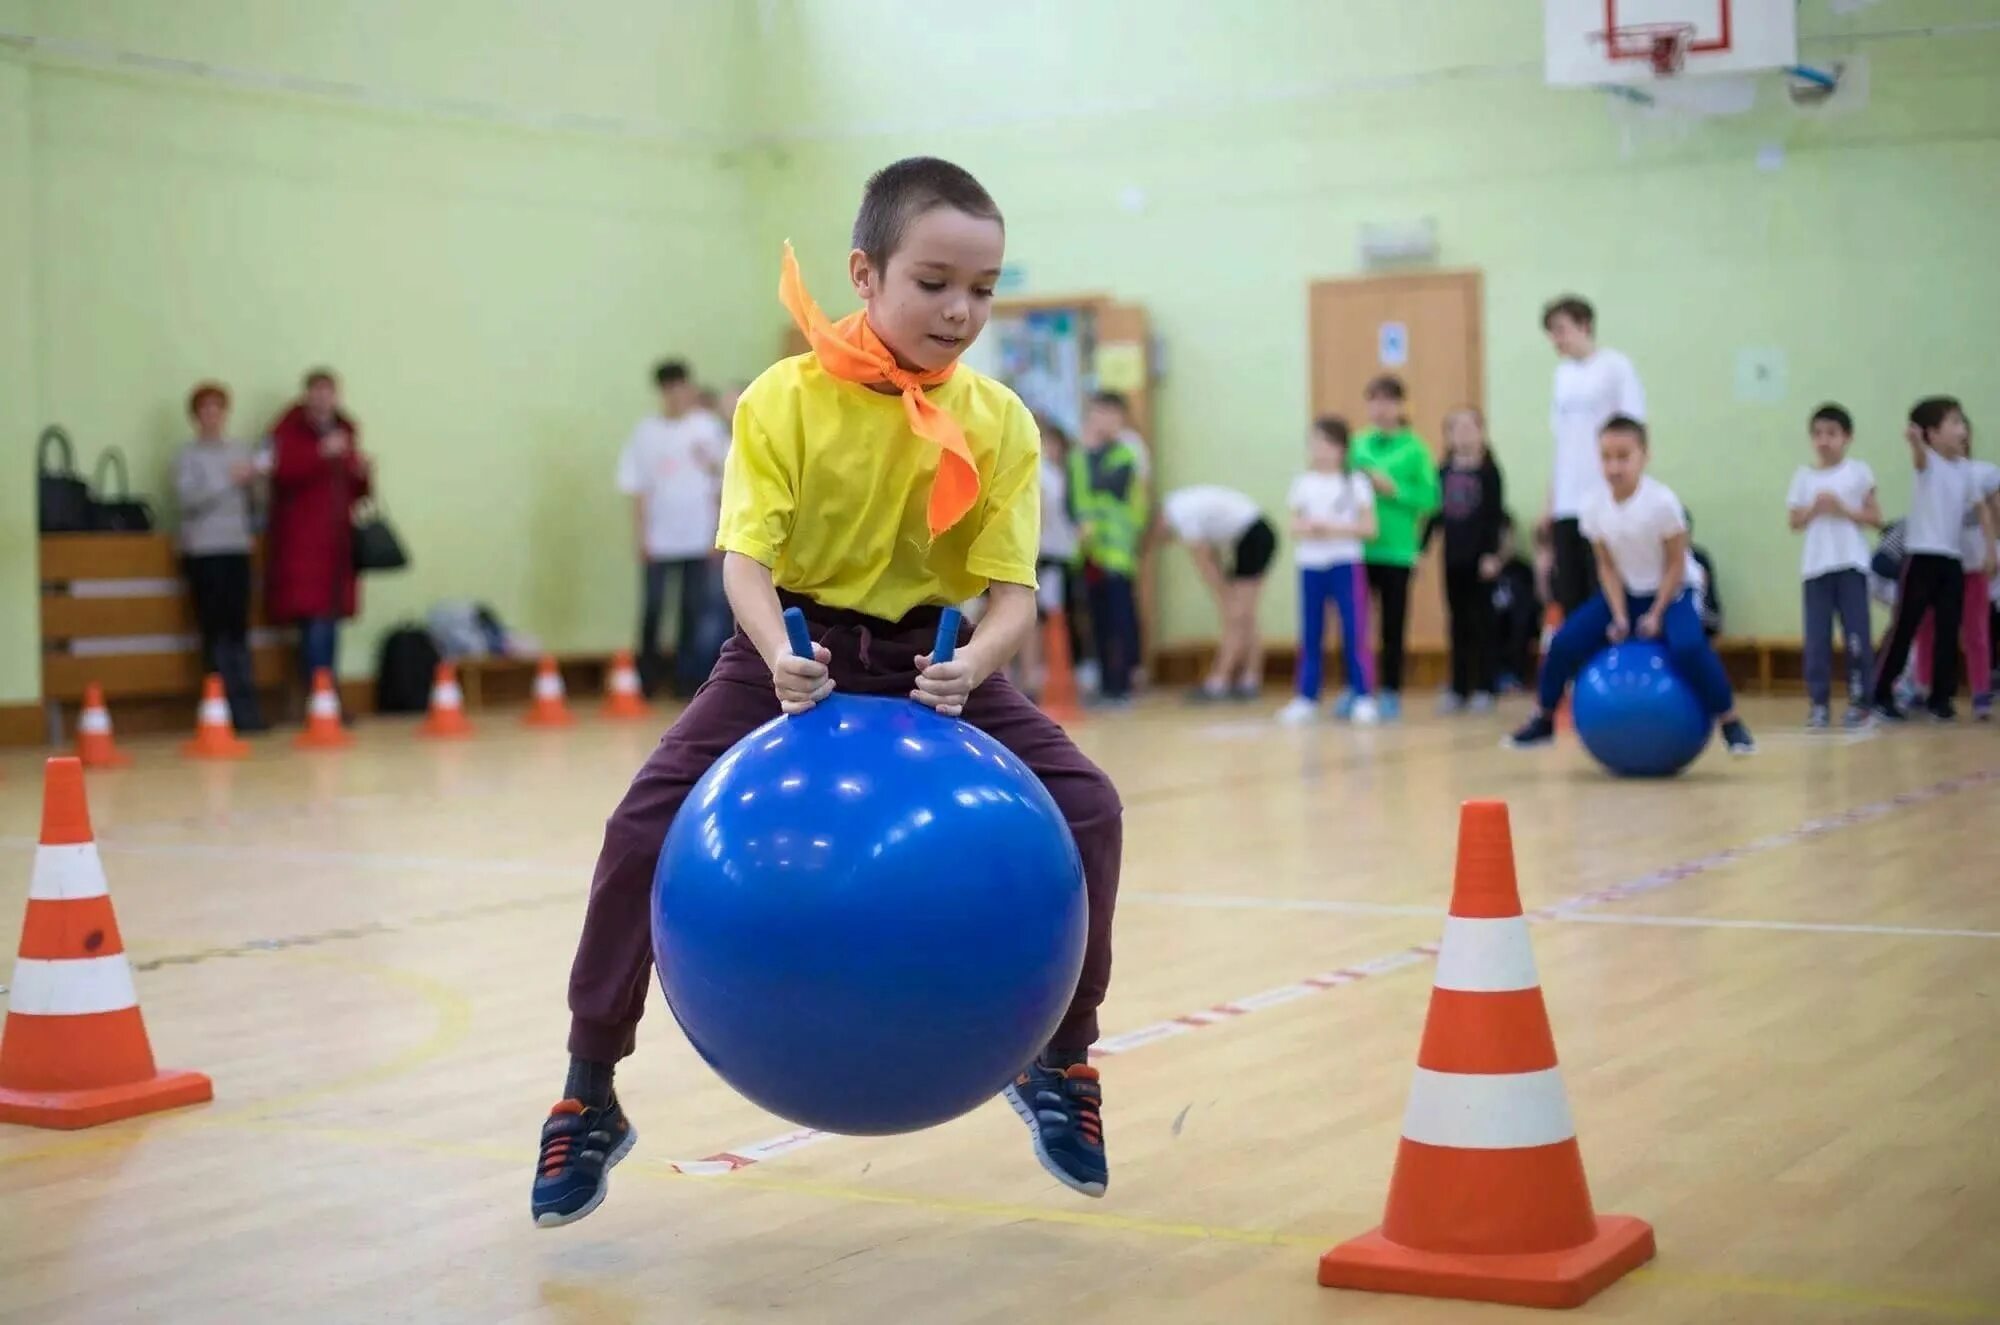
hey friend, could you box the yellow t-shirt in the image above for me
[717,353,1042,622]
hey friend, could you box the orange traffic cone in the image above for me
[181,675,250,760]
[419,662,474,738]
[0,758,213,1128]
[1318,801,1654,1309]
[73,683,133,769]
[295,668,354,750]
[523,656,575,728]
[1039,609,1083,723]
[602,650,651,721]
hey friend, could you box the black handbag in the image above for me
[37,426,92,533]
[352,497,409,573]
[88,448,156,532]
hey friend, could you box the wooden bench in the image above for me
[38,533,299,740]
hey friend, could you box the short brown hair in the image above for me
[1542,296,1595,332]
[1364,374,1406,401]
[304,367,338,390]
[187,381,230,417]
[852,157,1003,269]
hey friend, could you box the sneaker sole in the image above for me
[1002,1082,1106,1199]
[532,1122,639,1229]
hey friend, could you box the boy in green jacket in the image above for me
[1352,375,1442,719]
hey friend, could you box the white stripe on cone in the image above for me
[610,670,639,696]
[310,690,340,719]
[1432,916,1542,993]
[8,954,140,1016]
[1401,1066,1576,1150]
[79,708,111,735]
[198,698,231,725]
[28,843,110,902]
[534,673,564,701]
[433,683,463,708]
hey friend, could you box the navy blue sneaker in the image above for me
[1004,1059,1107,1198]
[532,1097,637,1228]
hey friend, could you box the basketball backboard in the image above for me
[1545,0,1798,86]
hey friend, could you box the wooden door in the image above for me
[1308,271,1484,656]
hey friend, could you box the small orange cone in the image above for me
[1039,609,1083,723]
[181,675,250,760]
[73,683,133,769]
[523,656,575,728]
[295,668,354,750]
[0,758,213,1128]
[1318,801,1654,1309]
[419,662,474,738]
[602,650,651,721]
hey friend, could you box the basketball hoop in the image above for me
[1594,21,1697,76]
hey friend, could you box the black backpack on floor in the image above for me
[376,624,441,714]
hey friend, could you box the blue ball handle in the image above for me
[931,607,961,665]
[783,606,815,659]
[782,604,961,672]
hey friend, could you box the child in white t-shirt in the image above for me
[1786,403,1882,728]
[1913,432,2000,719]
[1276,417,1379,724]
[1508,416,1754,754]
[1871,397,1990,720]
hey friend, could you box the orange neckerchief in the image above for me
[778,241,979,540]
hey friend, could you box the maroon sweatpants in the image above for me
[567,596,1124,1064]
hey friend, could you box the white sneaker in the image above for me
[1275,696,1319,725]
[1436,693,1466,715]
[1467,692,1496,714]
[1350,696,1380,726]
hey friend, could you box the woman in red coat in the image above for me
[265,368,371,694]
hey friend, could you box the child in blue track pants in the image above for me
[1507,415,1756,755]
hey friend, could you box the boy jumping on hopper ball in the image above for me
[533,159,1123,1227]
[1506,416,1756,756]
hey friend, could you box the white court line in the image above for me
[1550,912,2000,940]
[662,766,2000,1176]
[1128,892,2000,939]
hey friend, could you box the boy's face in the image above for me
[850,205,1004,374]
[1930,408,1971,457]
[1364,392,1400,431]
[659,381,696,416]
[1810,418,1851,466]
[1083,402,1126,445]
[1599,429,1647,496]
[1546,313,1593,360]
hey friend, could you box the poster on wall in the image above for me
[990,309,1093,438]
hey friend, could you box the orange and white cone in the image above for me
[295,667,354,750]
[1038,609,1083,724]
[181,674,250,760]
[1318,800,1654,1309]
[523,656,574,728]
[74,683,133,769]
[419,662,473,739]
[601,650,651,721]
[0,758,213,1129]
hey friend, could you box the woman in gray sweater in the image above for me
[175,381,267,731]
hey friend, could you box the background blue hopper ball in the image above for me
[1571,640,1713,778]
[651,605,1089,1135]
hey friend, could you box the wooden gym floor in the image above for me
[2,695,1998,1324]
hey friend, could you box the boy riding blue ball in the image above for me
[533,158,1123,1226]
[1507,415,1756,756]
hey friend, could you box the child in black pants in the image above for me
[1425,407,1506,712]
[1873,397,1989,721]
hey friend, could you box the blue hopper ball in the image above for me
[1572,640,1712,778]
[652,608,1087,1135]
